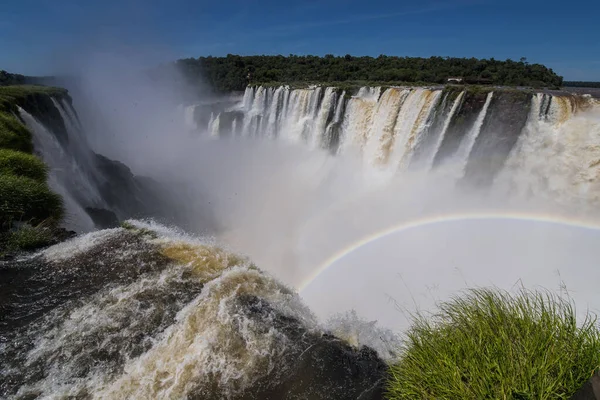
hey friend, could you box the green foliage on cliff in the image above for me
[174,54,563,92]
[1,223,55,252]
[0,149,47,182]
[0,112,33,152]
[0,85,66,252]
[0,70,26,86]
[386,288,600,400]
[564,81,600,88]
[0,174,63,227]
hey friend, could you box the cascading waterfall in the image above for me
[18,107,99,232]
[495,93,600,207]
[311,87,337,149]
[452,91,494,177]
[387,89,443,172]
[189,85,597,194]
[15,96,164,232]
[339,88,381,153]
[424,90,466,170]
[210,113,220,137]
[362,88,410,166]
[4,83,600,400]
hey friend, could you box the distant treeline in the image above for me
[0,70,50,87]
[563,81,600,88]
[0,70,27,86]
[174,55,564,92]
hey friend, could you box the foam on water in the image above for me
[3,221,389,399]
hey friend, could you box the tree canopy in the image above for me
[563,81,600,88]
[174,54,563,92]
[0,70,26,86]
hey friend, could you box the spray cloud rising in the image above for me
[49,50,600,334]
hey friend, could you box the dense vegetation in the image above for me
[174,55,563,92]
[0,70,27,86]
[564,81,600,88]
[387,288,600,399]
[0,85,64,253]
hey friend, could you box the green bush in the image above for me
[0,174,63,227]
[0,149,47,181]
[1,224,54,252]
[0,112,33,153]
[387,288,600,400]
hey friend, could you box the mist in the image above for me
[46,49,600,336]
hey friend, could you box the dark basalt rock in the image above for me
[93,153,165,220]
[207,295,388,400]
[85,207,119,229]
[432,90,491,167]
[570,372,600,400]
[464,90,532,186]
[15,92,70,145]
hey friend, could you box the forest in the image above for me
[563,81,600,88]
[0,70,26,86]
[174,54,564,92]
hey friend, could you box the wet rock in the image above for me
[570,372,600,400]
[215,295,388,400]
[464,90,532,186]
[85,207,119,229]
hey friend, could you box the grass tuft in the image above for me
[0,149,47,182]
[387,288,600,400]
[0,111,33,153]
[0,174,63,227]
[1,223,54,252]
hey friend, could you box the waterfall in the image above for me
[425,91,466,170]
[188,84,600,199]
[210,113,221,137]
[362,88,410,165]
[453,91,494,177]
[325,90,347,151]
[388,89,443,171]
[338,87,381,153]
[494,93,600,208]
[184,105,197,131]
[312,87,337,149]
[18,107,97,232]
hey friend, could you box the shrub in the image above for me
[1,224,54,252]
[0,112,33,153]
[387,288,600,400]
[0,149,47,182]
[0,174,63,227]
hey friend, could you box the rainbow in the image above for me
[298,211,600,292]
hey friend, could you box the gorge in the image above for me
[2,77,600,399]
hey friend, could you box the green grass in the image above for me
[0,111,33,153]
[0,84,67,101]
[0,174,63,228]
[387,288,600,400]
[0,149,47,181]
[0,84,67,251]
[1,223,55,253]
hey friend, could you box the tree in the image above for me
[168,55,565,92]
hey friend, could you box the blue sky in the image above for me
[1,0,599,80]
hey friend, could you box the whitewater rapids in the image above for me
[0,221,392,399]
